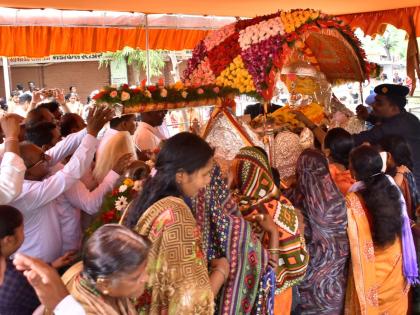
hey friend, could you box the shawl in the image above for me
[231,147,308,293]
[63,262,137,315]
[134,196,214,315]
[345,192,408,315]
[289,148,349,314]
[190,165,275,315]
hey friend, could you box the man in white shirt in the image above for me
[0,114,26,204]
[8,107,113,263]
[96,113,137,160]
[134,110,168,152]
[24,120,129,253]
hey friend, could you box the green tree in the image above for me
[99,47,166,84]
[376,25,407,61]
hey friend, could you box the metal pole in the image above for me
[2,57,11,101]
[145,14,151,85]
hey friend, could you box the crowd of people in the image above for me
[0,82,419,315]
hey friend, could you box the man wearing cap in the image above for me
[351,84,420,187]
[295,83,420,187]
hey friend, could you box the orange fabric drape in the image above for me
[340,6,420,95]
[339,6,420,38]
[0,26,210,57]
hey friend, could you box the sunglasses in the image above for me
[27,153,48,169]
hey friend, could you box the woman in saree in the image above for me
[289,148,349,314]
[190,165,276,315]
[62,224,150,315]
[324,128,355,195]
[380,135,419,220]
[231,146,309,315]
[346,145,418,314]
[125,132,229,314]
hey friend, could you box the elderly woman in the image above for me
[62,224,150,315]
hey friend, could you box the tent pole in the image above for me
[145,14,151,85]
[2,57,11,101]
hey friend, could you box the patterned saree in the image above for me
[191,166,275,315]
[232,147,309,315]
[134,196,214,315]
[345,192,409,315]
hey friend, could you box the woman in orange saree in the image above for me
[345,145,418,314]
[324,128,355,196]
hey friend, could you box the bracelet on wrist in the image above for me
[210,267,227,282]
[4,137,19,143]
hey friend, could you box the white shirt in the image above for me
[134,122,166,152]
[10,134,98,263]
[56,170,120,253]
[96,128,119,159]
[0,152,26,204]
[54,295,86,315]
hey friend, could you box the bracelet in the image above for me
[210,267,227,282]
[4,137,19,143]
[267,248,281,252]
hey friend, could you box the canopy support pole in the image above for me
[2,57,11,101]
[145,14,151,85]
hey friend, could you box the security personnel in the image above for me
[295,84,420,188]
[352,84,420,188]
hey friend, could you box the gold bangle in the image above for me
[210,267,227,282]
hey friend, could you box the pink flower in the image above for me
[121,91,130,101]
[197,88,204,95]
[160,88,168,98]
[110,90,118,98]
[213,86,220,94]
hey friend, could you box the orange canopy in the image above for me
[1,0,419,17]
[1,26,209,57]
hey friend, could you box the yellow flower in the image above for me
[173,81,184,91]
[123,178,134,187]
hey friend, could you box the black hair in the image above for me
[26,107,53,128]
[69,86,76,91]
[60,113,83,137]
[11,90,20,97]
[349,145,402,247]
[324,128,354,168]
[126,132,214,228]
[83,224,150,282]
[38,101,60,114]
[380,135,414,174]
[19,94,32,104]
[0,206,23,239]
[25,122,57,147]
[110,114,135,129]
[16,84,24,91]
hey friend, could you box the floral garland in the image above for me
[183,9,374,100]
[85,177,141,237]
[92,82,258,113]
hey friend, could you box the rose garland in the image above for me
[85,178,142,238]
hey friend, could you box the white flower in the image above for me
[133,180,142,192]
[181,91,188,99]
[118,184,128,193]
[115,196,128,211]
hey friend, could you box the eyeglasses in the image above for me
[27,153,48,169]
